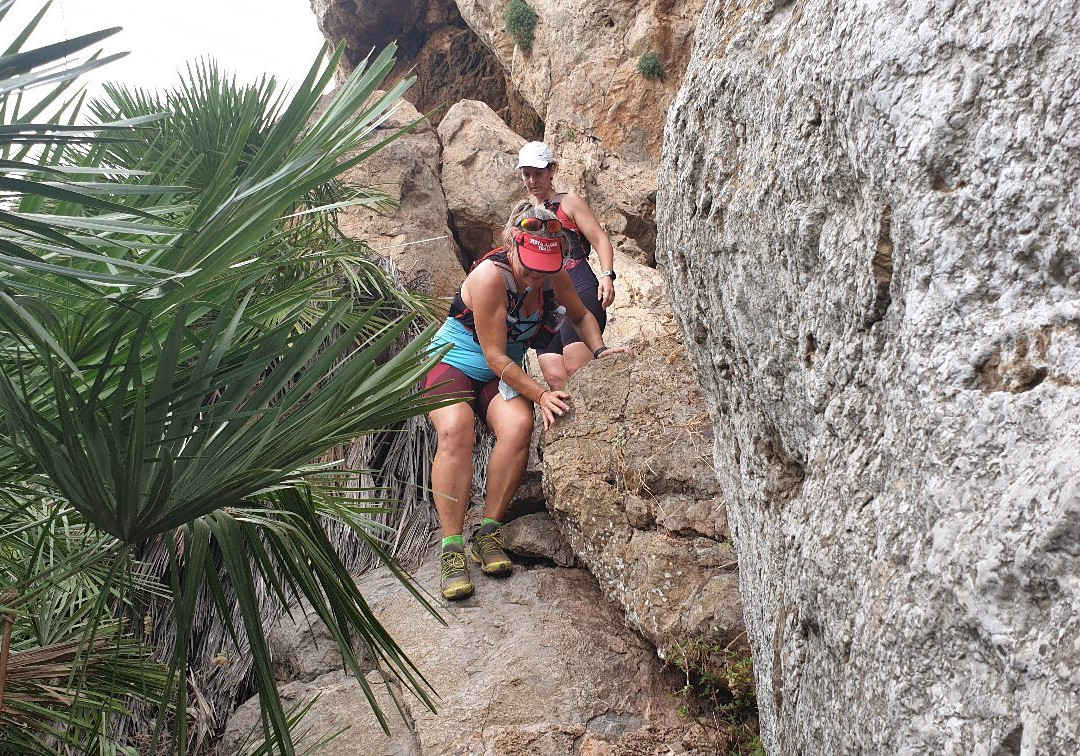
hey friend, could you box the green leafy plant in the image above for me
[666,636,760,754]
[504,0,538,53]
[0,1,454,752]
[638,51,665,81]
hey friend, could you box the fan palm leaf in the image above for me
[1,4,454,753]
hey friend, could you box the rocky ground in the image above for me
[220,523,729,755]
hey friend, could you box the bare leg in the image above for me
[562,342,594,380]
[428,402,476,538]
[537,352,568,391]
[480,394,535,522]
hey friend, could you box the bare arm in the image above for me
[561,192,615,308]
[550,271,631,360]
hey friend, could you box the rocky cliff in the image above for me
[313,0,706,268]
[658,0,1080,753]
[307,0,1080,752]
[302,2,740,751]
[223,559,727,754]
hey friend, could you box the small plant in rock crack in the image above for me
[638,51,665,81]
[505,0,538,53]
[666,636,760,754]
[611,426,629,450]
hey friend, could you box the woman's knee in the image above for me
[491,405,534,448]
[538,354,567,390]
[563,342,593,377]
[430,409,475,454]
[438,421,474,450]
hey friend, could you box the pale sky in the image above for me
[3,0,329,97]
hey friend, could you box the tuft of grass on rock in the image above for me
[638,51,665,81]
[666,636,760,753]
[505,0,538,53]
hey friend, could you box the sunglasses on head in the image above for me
[517,216,563,234]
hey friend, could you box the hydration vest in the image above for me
[543,193,591,261]
[449,248,560,348]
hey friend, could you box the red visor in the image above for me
[516,233,564,273]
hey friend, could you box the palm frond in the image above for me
[1,4,454,752]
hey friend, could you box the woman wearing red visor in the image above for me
[423,201,631,600]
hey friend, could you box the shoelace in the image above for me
[475,530,505,560]
[441,550,467,579]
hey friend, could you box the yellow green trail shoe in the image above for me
[469,522,513,576]
[440,545,474,600]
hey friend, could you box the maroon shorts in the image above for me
[422,362,503,422]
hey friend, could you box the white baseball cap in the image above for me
[516,141,555,169]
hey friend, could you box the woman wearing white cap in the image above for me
[516,140,618,390]
[422,201,631,600]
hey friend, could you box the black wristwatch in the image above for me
[601,270,617,281]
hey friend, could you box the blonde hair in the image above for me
[502,200,570,251]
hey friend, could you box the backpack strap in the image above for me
[542,193,589,260]
[453,248,548,344]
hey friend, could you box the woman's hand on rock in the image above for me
[538,389,571,431]
[596,345,634,359]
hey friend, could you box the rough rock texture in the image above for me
[335,96,465,296]
[455,0,702,164]
[658,0,1080,752]
[501,511,576,567]
[437,100,528,260]
[310,0,542,138]
[223,557,726,754]
[454,0,706,268]
[314,0,703,270]
[542,339,744,656]
[599,253,677,348]
[268,602,355,684]
[222,670,418,756]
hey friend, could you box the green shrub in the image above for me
[666,638,760,752]
[505,0,538,53]
[638,51,665,81]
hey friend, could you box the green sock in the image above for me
[442,534,464,550]
[481,517,502,528]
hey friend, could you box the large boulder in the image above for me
[658,0,1080,752]
[334,96,465,297]
[437,100,528,260]
[541,336,743,656]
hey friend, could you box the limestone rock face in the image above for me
[454,0,702,164]
[333,96,466,296]
[314,0,704,271]
[223,557,723,754]
[222,670,418,756]
[600,252,678,348]
[437,100,527,260]
[310,0,542,139]
[658,0,1080,752]
[542,338,743,656]
[454,0,706,268]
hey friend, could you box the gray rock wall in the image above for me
[657,0,1080,753]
